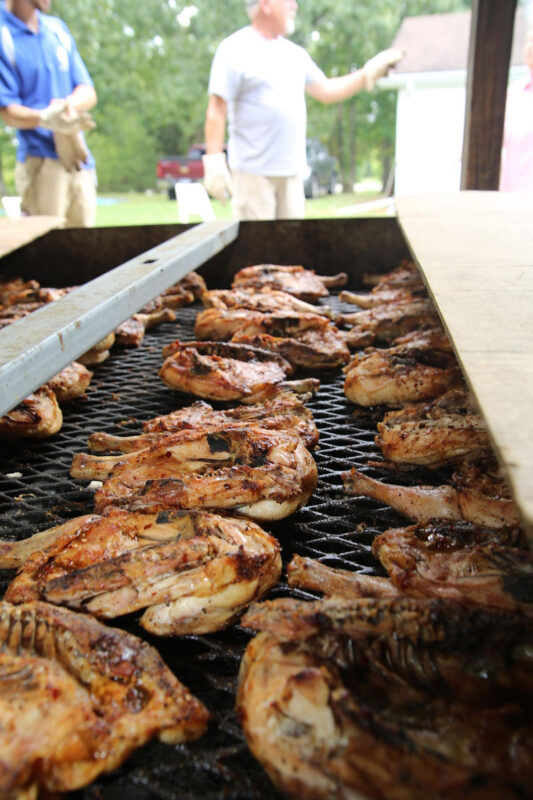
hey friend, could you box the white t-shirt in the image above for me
[208,26,325,177]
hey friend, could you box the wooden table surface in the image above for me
[0,215,64,260]
[396,190,533,541]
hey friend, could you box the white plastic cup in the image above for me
[2,196,22,219]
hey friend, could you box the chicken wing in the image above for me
[342,467,521,528]
[231,264,347,301]
[87,392,318,454]
[0,600,208,798]
[3,509,281,635]
[159,340,318,404]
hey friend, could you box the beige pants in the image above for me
[231,171,305,220]
[15,157,97,228]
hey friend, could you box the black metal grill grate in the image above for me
[0,298,419,799]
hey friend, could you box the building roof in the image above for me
[391,9,528,75]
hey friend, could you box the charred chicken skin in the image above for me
[231,264,347,301]
[230,329,350,371]
[159,340,318,404]
[87,391,319,454]
[2,509,281,636]
[0,386,62,439]
[72,424,318,521]
[238,595,533,800]
[0,600,209,799]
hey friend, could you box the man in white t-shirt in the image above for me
[203,0,402,220]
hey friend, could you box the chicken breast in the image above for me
[0,386,63,439]
[230,328,350,370]
[339,299,440,349]
[231,264,347,301]
[0,600,209,798]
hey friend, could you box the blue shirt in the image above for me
[0,2,95,166]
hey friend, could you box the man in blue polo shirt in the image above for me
[0,0,97,226]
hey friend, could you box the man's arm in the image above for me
[306,48,403,104]
[204,94,228,154]
[0,84,97,129]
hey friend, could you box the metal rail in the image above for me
[0,219,239,417]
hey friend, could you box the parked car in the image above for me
[157,144,228,199]
[304,139,339,199]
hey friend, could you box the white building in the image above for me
[380,9,529,195]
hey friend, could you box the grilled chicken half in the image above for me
[0,600,209,799]
[362,259,422,290]
[159,340,318,404]
[238,595,533,800]
[342,467,521,528]
[71,425,318,520]
[376,391,491,467]
[87,391,319,454]
[0,386,62,439]
[230,329,350,371]
[339,298,440,349]
[343,343,461,407]
[202,287,335,319]
[2,509,281,635]
[231,264,347,301]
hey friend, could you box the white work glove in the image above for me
[54,131,90,172]
[363,48,403,90]
[39,99,96,134]
[202,152,233,203]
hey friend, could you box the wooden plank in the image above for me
[461,0,517,189]
[0,220,239,417]
[0,216,64,258]
[396,191,533,540]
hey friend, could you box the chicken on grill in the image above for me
[46,361,93,403]
[230,329,350,371]
[0,600,209,799]
[343,342,461,407]
[72,425,318,520]
[372,522,533,616]
[87,391,319,454]
[115,301,176,347]
[362,259,422,290]
[159,340,318,404]
[339,298,440,349]
[162,270,207,305]
[339,286,426,309]
[342,467,521,528]
[231,264,347,301]
[0,277,39,306]
[238,595,533,800]
[202,287,335,319]
[0,386,62,439]
[2,509,281,635]
[376,391,491,467]
[287,553,398,599]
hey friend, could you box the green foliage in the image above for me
[1,0,471,192]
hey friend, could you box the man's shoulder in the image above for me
[218,26,253,47]
[40,13,74,46]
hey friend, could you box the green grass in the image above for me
[94,189,386,227]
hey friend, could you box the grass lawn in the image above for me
[94,189,387,227]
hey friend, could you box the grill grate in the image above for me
[0,298,420,799]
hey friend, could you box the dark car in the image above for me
[304,139,339,199]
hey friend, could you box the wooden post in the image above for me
[461,0,517,190]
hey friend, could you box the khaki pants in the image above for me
[15,157,97,228]
[231,171,305,221]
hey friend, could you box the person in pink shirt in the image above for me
[500,25,533,191]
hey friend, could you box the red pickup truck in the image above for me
[157,144,206,199]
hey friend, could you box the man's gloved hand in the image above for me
[39,100,96,134]
[54,131,90,172]
[202,152,233,203]
[363,48,403,90]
